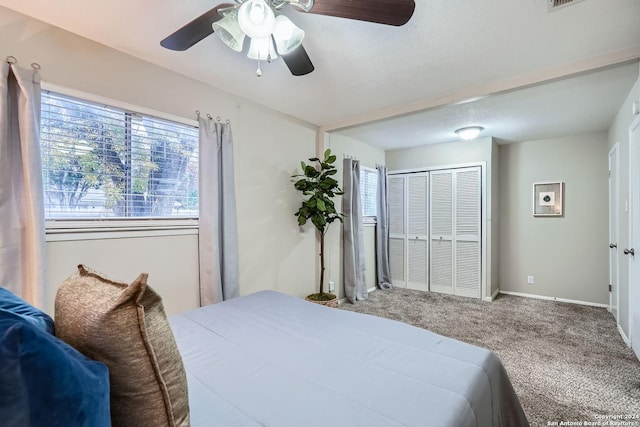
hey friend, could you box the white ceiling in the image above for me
[1,0,639,150]
[340,62,640,149]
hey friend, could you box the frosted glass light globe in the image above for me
[238,0,276,39]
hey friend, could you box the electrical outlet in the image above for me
[328,281,335,292]
[527,276,534,284]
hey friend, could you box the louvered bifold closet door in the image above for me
[429,171,454,295]
[407,174,429,291]
[454,167,481,298]
[388,175,406,288]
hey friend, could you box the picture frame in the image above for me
[533,181,563,217]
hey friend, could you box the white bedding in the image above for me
[170,290,528,427]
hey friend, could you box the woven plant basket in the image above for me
[305,294,338,308]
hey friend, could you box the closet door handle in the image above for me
[609,243,617,249]
[624,248,635,256]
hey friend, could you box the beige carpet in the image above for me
[338,288,640,427]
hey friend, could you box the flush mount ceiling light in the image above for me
[455,126,484,140]
[161,0,416,77]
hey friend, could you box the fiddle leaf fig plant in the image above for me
[293,148,344,299]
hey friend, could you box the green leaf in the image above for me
[304,165,320,178]
[319,177,338,188]
[311,214,327,230]
[293,147,344,235]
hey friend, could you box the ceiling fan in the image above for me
[160,0,415,76]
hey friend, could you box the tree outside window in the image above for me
[40,92,198,219]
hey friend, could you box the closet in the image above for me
[389,166,481,298]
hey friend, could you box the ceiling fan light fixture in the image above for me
[288,0,315,12]
[238,0,276,39]
[247,37,278,61]
[273,15,305,55]
[455,126,484,140]
[212,9,246,52]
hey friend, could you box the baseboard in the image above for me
[485,288,500,302]
[618,323,631,347]
[498,291,609,309]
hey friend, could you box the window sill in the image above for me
[45,219,198,242]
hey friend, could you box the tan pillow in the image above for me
[55,265,190,427]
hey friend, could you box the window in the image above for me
[360,167,378,220]
[40,92,199,219]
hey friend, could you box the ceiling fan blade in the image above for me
[306,0,415,26]
[281,45,315,76]
[161,3,235,51]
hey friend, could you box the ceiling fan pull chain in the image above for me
[256,59,263,77]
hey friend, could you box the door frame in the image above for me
[609,143,619,321]
[629,116,640,358]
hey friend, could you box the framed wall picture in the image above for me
[533,181,564,217]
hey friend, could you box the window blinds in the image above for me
[359,167,378,218]
[40,92,199,219]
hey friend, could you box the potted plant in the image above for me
[293,148,344,307]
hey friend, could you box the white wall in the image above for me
[499,132,609,305]
[45,233,200,315]
[0,6,317,315]
[608,63,640,338]
[385,137,497,298]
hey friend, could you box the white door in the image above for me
[407,174,429,291]
[629,117,640,360]
[388,175,406,288]
[454,168,481,299]
[430,167,481,298]
[609,144,619,322]
[430,170,454,295]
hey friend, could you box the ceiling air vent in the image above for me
[547,0,585,11]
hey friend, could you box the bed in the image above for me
[170,290,529,427]
[1,270,529,426]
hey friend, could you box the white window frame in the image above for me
[41,82,199,240]
[360,166,378,225]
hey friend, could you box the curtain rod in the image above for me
[195,110,230,124]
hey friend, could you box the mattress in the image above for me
[170,290,528,427]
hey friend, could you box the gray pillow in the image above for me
[55,264,190,427]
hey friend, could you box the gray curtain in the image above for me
[375,165,392,289]
[198,117,239,305]
[0,62,45,307]
[343,158,367,303]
